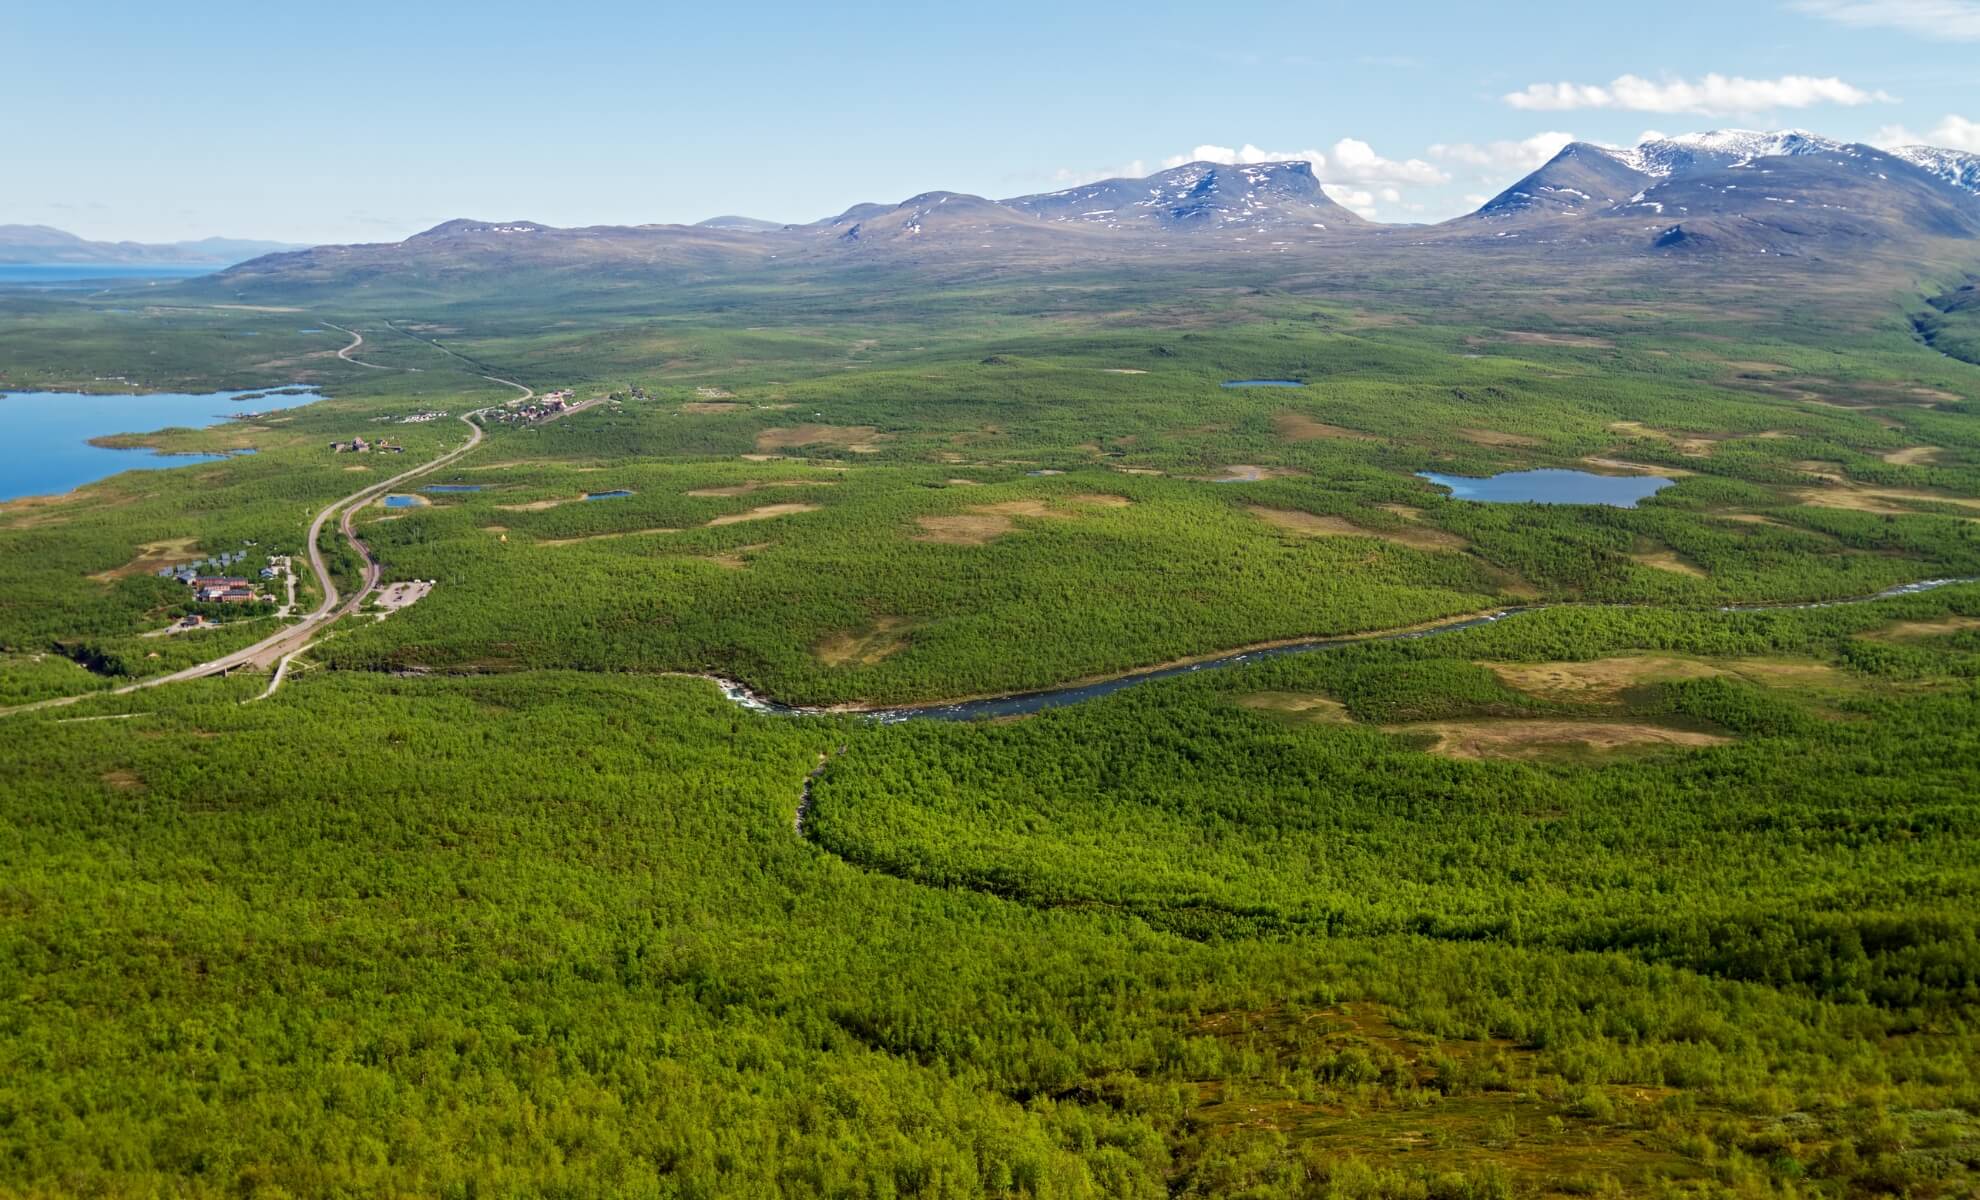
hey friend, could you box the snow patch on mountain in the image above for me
[1890,146,1980,195]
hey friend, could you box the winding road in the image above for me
[1,334,539,719]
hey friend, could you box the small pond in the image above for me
[383,494,423,509]
[1417,468,1674,508]
[424,484,482,493]
[1221,379,1304,388]
[584,490,634,501]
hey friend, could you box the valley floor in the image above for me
[2,260,1978,1196]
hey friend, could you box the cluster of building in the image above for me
[150,547,276,604]
[155,549,251,580]
[395,410,450,424]
[487,391,576,426]
[330,436,406,453]
[187,576,265,604]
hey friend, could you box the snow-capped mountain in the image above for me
[1467,128,1980,253]
[1612,130,1852,177]
[1890,145,1980,195]
[206,127,1980,299]
[1002,161,1365,232]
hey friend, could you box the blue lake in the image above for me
[0,388,322,502]
[1417,468,1675,508]
[0,264,213,287]
[584,490,634,500]
[384,495,422,509]
[1221,379,1305,388]
[424,484,482,493]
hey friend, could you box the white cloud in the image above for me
[1792,0,1980,40]
[1932,115,1980,150]
[1504,73,1894,116]
[1051,160,1147,186]
[1327,137,1448,185]
[1429,131,1577,171]
[1872,114,1980,151]
[1321,184,1380,218]
[1161,143,1328,170]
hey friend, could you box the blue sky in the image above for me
[7,0,1978,242]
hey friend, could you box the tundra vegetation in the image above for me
[1,256,1977,1197]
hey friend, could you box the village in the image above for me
[143,548,295,635]
[485,389,576,426]
[329,435,405,454]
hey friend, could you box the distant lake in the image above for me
[584,490,634,501]
[424,484,482,493]
[1221,379,1305,388]
[0,388,321,502]
[1418,468,1674,508]
[0,264,213,285]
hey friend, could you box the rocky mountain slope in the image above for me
[187,130,1980,301]
[1463,130,1980,255]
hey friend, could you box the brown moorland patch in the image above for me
[1397,719,1728,760]
[686,479,837,498]
[706,503,820,527]
[1502,330,1614,348]
[1795,486,1980,515]
[539,527,681,546]
[1236,692,1351,723]
[1458,427,1540,448]
[1274,412,1375,442]
[1249,506,1469,552]
[1882,445,1944,466]
[1582,456,1695,477]
[1194,464,1305,483]
[680,401,744,414]
[89,537,204,583]
[1862,615,1980,641]
[1629,549,1707,577]
[754,424,886,453]
[914,514,1014,545]
[1486,656,1724,701]
[815,617,910,667]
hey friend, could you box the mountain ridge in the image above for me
[183,128,1980,298]
[0,224,305,267]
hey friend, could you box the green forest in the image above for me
[2,250,1978,1197]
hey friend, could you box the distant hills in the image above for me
[181,129,1980,301]
[0,225,305,268]
[1468,130,1980,254]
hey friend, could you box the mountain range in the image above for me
[185,130,1980,299]
[0,225,305,268]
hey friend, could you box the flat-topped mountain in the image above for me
[1002,161,1364,233]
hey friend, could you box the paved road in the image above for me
[2,406,496,718]
[1,342,555,718]
[324,322,390,370]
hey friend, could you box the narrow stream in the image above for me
[716,576,1980,724]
